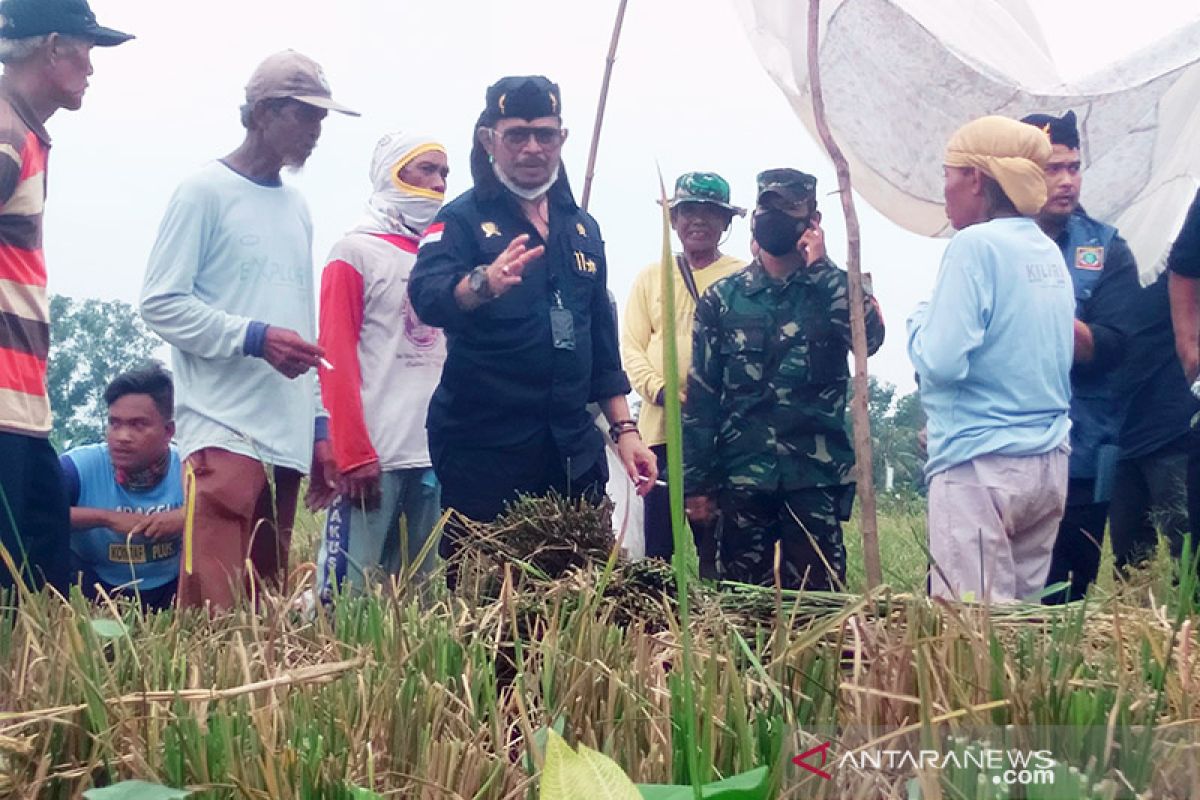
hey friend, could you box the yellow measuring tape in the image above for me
[183,461,197,574]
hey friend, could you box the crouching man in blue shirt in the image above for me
[61,364,184,610]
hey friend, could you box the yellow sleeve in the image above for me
[621,264,664,405]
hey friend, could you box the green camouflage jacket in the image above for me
[683,258,885,495]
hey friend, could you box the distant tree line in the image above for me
[850,375,927,496]
[47,295,163,449]
[45,296,927,496]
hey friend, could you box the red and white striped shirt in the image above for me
[0,84,52,437]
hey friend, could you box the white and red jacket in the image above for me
[318,232,445,473]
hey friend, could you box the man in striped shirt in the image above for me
[0,0,131,592]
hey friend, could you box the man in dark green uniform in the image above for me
[683,169,885,589]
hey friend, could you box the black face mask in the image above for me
[753,209,808,256]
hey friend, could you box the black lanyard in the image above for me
[676,253,701,303]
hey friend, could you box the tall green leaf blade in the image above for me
[656,166,704,799]
[658,178,697,584]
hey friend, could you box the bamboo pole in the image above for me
[580,0,630,212]
[805,0,882,589]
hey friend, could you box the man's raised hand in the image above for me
[487,234,544,298]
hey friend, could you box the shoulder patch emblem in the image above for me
[1075,246,1104,271]
[481,221,501,238]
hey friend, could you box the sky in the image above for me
[41,0,1200,395]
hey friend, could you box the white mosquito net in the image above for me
[735,0,1200,282]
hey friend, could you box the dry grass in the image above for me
[0,497,1195,799]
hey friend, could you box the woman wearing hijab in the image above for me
[314,132,450,594]
[907,116,1075,603]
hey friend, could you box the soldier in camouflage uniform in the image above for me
[683,169,885,589]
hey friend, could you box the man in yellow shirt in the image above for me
[621,172,747,573]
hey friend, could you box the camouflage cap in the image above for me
[756,168,818,213]
[667,171,746,216]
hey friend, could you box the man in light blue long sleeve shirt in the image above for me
[908,220,1073,478]
[140,51,358,610]
[908,116,1074,603]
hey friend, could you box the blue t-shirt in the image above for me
[61,443,184,590]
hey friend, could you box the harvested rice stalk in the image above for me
[0,734,35,794]
[447,494,622,599]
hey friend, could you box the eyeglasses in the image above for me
[490,126,567,148]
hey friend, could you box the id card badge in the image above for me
[550,305,576,350]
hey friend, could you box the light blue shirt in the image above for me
[140,161,321,472]
[62,443,184,590]
[907,217,1074,477]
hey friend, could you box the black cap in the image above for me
[482,76,561,126]
[1019,110,1079,150]
[0,0,133,47]
[756,168,818,212]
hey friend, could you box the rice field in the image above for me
[0,495,1196,799]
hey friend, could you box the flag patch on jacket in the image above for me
[419,222,444,247]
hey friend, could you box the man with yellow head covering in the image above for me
[316,132,450,593]
[907,116,1075,603]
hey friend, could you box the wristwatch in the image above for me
[468,265,493,300]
